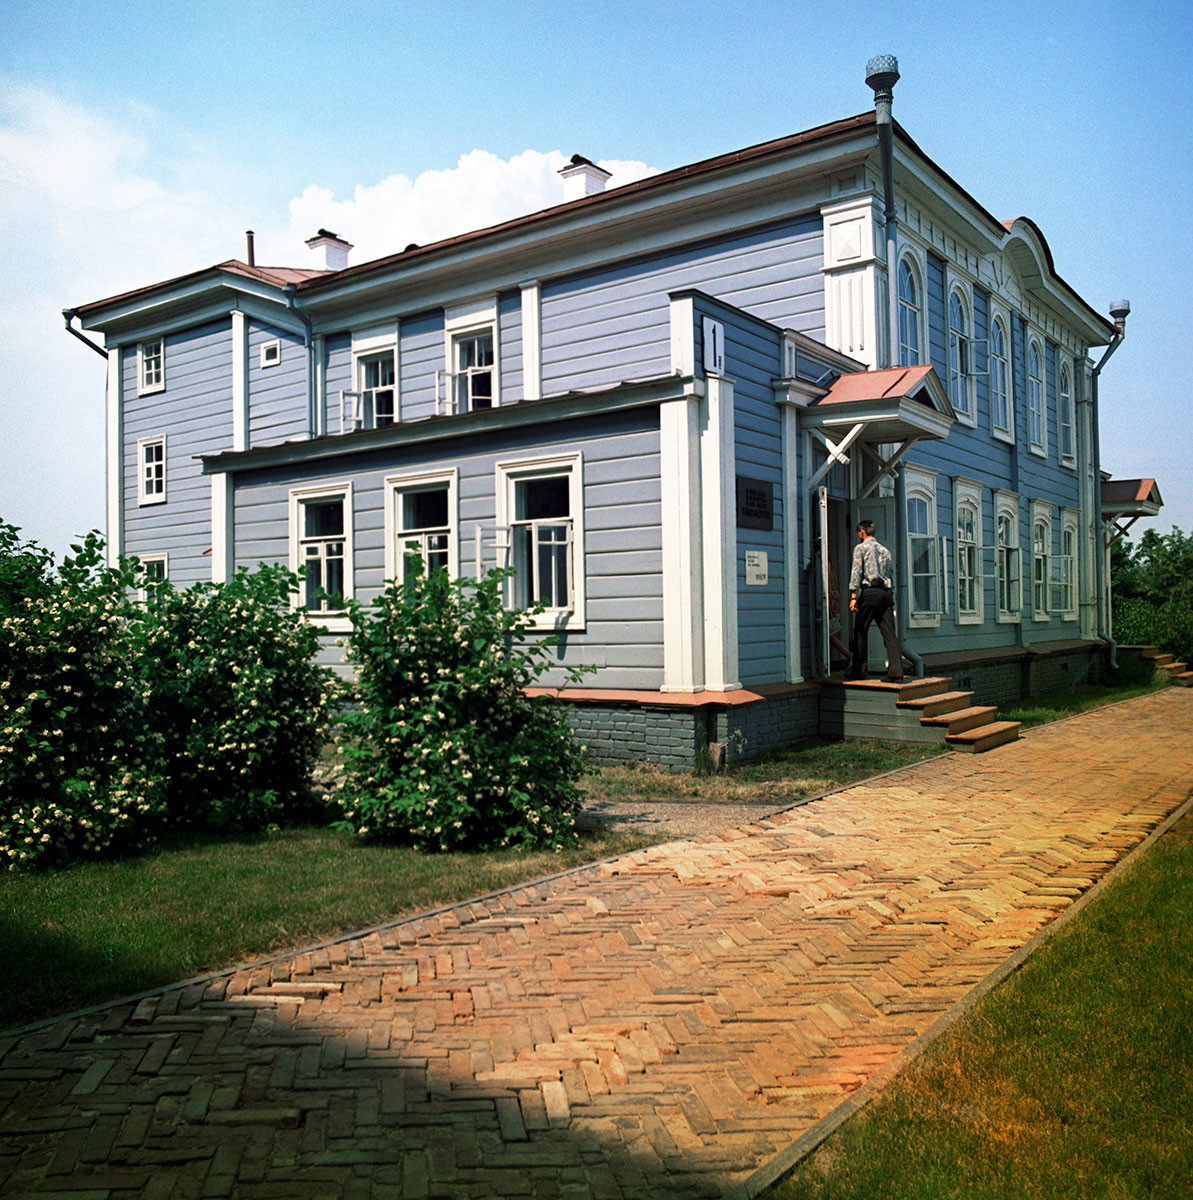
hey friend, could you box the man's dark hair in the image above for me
[857,519,876,537]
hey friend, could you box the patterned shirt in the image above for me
[849,536,894,592]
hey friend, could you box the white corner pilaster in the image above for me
[312,334,326,436]
[520,281,541,401]
[701,375,740,692]
[231,310,249,452]
[660,395,705,691]
[210,473,234,583]
[669,293,696,377]
[106,345,124,567]
[780,402,804,682]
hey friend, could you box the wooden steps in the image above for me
[819,675,1020,753]
[1143,648,1191,684]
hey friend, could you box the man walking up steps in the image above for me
[847,519,904,682]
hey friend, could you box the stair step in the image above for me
[1151,653,1175,666]
[1174,672,1193,688]
[898,690,975,717]
[1158,661,1188,674]
[921,704,999,735]
[946,720,1022,753]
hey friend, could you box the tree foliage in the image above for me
[1111,526,1193,666]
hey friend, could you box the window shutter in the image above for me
[938,535,950,616]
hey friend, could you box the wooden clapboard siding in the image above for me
[248,321,308,446]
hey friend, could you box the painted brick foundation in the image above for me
[921,640,1109,708]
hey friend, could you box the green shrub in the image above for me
[1,531,167,870]
[1113,596,1193,667]
[336,564,589,852]
[136,565,340,830]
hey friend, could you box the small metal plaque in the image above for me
[736,476,773,531]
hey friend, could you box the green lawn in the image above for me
[765,811,1193,1200]
[997,675,1169,729]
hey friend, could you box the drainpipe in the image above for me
[866,54,922,678]
[62,309,108,359]
[283,284,316,437]
[1091,300,1130,670]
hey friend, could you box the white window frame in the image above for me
[989,308,1014,443]
[897,254,922,367]
[259,339,282,369]
[994,490,1022,624]
[137,435,167,506]
[137,553,168,602]
[1027,336,1047,456]
[954,478,984,625]
[1030,500,1052,622]
[947,283,976,425]
[451,327,496,413]
[443,297,499,415]
[288,482,354,632]
[138,337,165,394]
[1056,508,1079,620]
[1058,360,1075,468]
[384,468,459,584]
[495,452,585,631]
[349,325,399,430]
[905,464,942,628]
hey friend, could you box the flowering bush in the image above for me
[136,565,340,829]
[336,564,589,852]
[1,523,339,869]
[1,528,167,870]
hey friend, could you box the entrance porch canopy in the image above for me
[1102,477,1164,541]
[800,364,954,496]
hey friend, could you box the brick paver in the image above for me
[2,690,1191,1198]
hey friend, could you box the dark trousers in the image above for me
[848,585,903,680]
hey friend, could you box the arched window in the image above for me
[1058,363,1074,464]
[997,507,1021,619]
[1028,340,1045,451]
[897,259,921,366]
[991,317,1010,435]
[948,292,972,418]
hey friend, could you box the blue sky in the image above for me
[2,0,1190,555]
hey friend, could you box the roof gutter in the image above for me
[1090,300,1131,669]
[61,309,108,359]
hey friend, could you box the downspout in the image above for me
[62,309,108,359]
[867,54,922,677]
[1090,300,1130,670]
[283,284,316,437]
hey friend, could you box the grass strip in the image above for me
[766,808,1193,1200]
[0,827,655,1029]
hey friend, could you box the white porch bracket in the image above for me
[807,422,865,492]
[859,436,920,500]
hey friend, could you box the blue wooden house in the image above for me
[68,60,1155,767]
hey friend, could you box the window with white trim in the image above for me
[1058,362,1075,466]
[990,314,1012,439]
[496,454,585,630]
[137,436,166,505]
[995,492,1021,623]
[897,258,921,367]
[137,553,168,602]
[289,484,353,627]
[360,351,396,427]
[385,469,458,584]
[260,339,281,369]
[138,338,164,394]
[1028,339,1046,453]
[1055,510,1078,619]
[454,330,494,412]
[1031,501,1052,620]
[905,466,943,626]
[948,290,974,422]
[954,480,983,624]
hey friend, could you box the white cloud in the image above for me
[282,149,658,264]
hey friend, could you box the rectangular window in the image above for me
[955,486,983,624]
[361,352,396,426]
[996,496,1022,622]
[385,470,458,584]
[497,454,585,630]
[138,338,164,393]
[260,339,282,368]
[905,466,943,626]
[137,436,166,505]
[454,330,494,412]
[136,553,168,602]
[289,484,353,627]
[1032,503,1052,620]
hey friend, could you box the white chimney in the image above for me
[305,228,353,271]
[558,155,612,202]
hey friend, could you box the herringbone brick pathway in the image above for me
[2,690,1191,1198]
